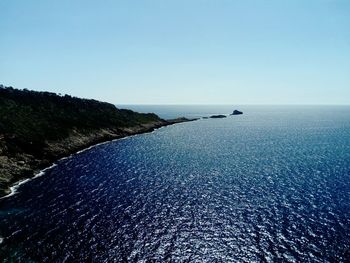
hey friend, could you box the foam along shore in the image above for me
[1,163,58,200]
[0,117,197,199]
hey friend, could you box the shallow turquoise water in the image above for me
[1,106,350,262]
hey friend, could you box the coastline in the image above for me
[0,117,197,200]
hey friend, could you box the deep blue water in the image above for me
[1,106,350,262]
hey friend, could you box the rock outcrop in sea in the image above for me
[231,110,243,115]
[210,115,227,119]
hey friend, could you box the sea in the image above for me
[0,105,350,262]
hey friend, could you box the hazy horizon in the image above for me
[1,0,349,105]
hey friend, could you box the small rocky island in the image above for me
[0,85,196,197]
[210,115,227,119]
[231,110,243,115]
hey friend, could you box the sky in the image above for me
[1,0,349,105]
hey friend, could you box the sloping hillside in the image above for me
[0,85,187,197]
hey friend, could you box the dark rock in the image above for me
[231,110,243,115]
[210,115,227,119]
[166,117,199,124]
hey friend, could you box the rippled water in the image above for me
[1,106,350,262]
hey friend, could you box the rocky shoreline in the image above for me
[0,117,196,198]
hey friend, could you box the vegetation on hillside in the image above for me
[0,85,161,158]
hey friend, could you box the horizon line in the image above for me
[116,103,350,106]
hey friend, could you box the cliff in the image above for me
[0,85,193,197]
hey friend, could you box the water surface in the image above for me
[1,106,350,262]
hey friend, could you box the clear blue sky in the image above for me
[1,0,349,104]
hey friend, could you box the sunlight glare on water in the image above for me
[0,106,350,262]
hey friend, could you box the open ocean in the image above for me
[1,105,350,262]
